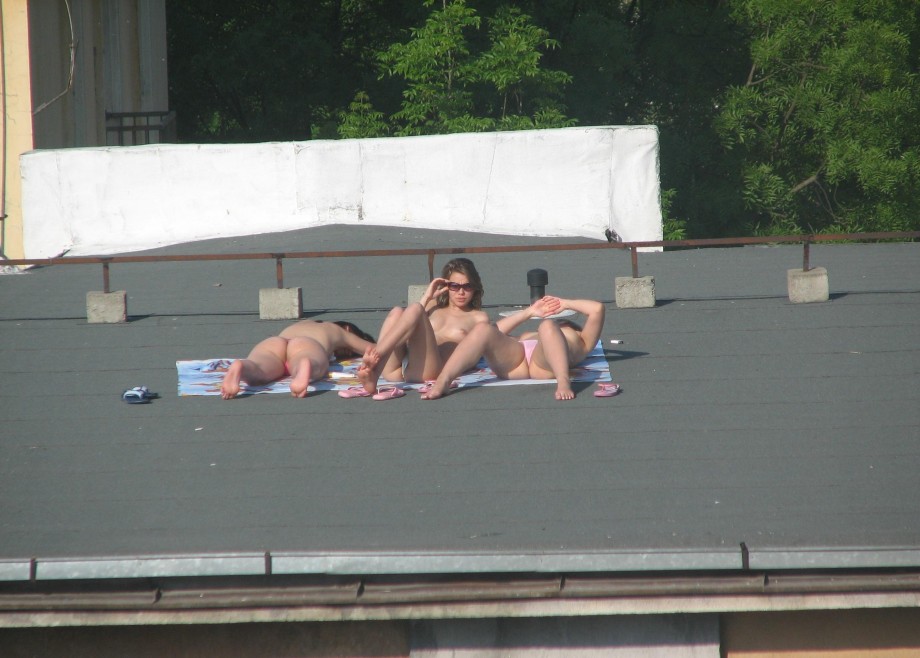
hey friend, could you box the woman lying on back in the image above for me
[420,297,606,401]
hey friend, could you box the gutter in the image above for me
[1,571,919,627]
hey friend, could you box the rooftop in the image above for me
[1,226,918,619]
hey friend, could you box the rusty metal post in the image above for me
[102,260,111,293]
[803,240,811,272]
[274,256,284,288]
[630,246,639,279]
[427,251,435,280]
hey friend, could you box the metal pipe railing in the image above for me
[3,231,918,293]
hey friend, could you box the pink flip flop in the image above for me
[593,383,621,398]
[372,386,406,401]
[338,386,373,399]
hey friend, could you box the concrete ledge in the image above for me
[408,284,428,306]
[615,276,656,309]
[259,287,303,320]
[787,267,829,304]
[86,290,127,323]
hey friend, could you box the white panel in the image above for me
[36,554,266,580]
[21,127,662,258]
[271,549,741,575]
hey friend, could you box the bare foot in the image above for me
[220,361,244,399]
[554,383,575,401]
[289,360,312,398]
[357,348,381,394]
[420,380,449,400]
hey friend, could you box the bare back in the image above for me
[278,320,371,357]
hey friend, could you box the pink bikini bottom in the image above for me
[520,339,538,365]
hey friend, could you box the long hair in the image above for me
[436,258,484,309]
[332,320,376,357]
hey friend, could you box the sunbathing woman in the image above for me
[421,297,606,401]
[220,320,375,399]
[352,258,490,397]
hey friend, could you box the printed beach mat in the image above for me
[177,342,611,397]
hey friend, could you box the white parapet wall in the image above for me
[20,126,662,258]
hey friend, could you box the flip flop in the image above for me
[593,383,621,398]
[372,386,406,401]
[122,386,159,404]
[338,386,373,399]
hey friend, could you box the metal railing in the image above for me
[4,231,918,295]
[105,110,177,146]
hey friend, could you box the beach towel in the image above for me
[177,342,611,396]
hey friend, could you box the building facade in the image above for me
[1,0,169,259]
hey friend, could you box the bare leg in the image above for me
[423,323,527,400]
[358,304,440,393]
[532,319,575,400]
[221,337,288,399]
[357,306,404,393]
[286,336,330,398]
[378,307,412,382]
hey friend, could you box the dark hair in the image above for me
[333,320,376,344]
[436,258,484,309]
[557,319,583,332]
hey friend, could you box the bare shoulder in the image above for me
[278,319,319,339]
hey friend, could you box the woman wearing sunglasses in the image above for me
[420,296,606,401]
[349,258,490,399]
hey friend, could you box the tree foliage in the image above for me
[338,0,574,137]
[166,0,424,141]
[717,0,920,234]
[166,0,920,236]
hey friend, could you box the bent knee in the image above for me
[469,321,497,338]
[537,319,561,335]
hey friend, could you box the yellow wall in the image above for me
[0,0,34,260]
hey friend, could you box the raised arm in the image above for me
[341,329,375,356]
[495,296,562,334]
[419,277,450,311]
[558,298,605,350]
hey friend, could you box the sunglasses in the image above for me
[447,282,475,292]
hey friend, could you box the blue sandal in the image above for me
[122,386,159,404]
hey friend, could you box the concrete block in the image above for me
[787,267,828,304]
[615,276,656,308]
[259,287,303,320]
[408,284,428,305]
[86,290,127,323]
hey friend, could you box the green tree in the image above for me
[166,0,421,142]
[474,5,573,131]
[338,0,573,137]
[529,1,748,238]
[717,0,920,234]
[337,91,391,139]
[379,0,484,135]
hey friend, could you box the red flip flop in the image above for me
[593,383,621,398]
